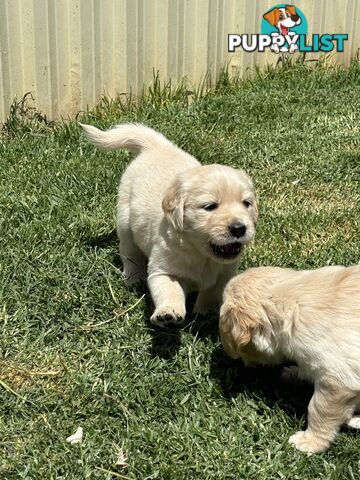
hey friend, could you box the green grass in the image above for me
[1,60,360,479]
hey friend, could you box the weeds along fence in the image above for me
[0,0,359,123]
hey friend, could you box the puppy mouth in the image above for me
[210,241,243,259]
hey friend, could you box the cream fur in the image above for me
[220,265,360,453]
[80,123,258,326]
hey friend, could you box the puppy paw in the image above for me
[289,43,299,54]
[123,270,146,286]
[270,44,280,54]
[280,365,299,384]
[289,430,330,454]
[193,295,219,315]
[347,416,360,429]
[150,307,185,327]
[193,302,214,316]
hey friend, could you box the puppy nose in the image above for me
[229,222,247,238]
[291,14,300,21]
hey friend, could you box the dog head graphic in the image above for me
[263,5,301,35]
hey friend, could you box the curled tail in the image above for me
[79,122,174,153]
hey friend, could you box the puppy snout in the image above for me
[291,14,300,22]
[228,222,247,238]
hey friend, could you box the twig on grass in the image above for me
[113,294,145,318]
[105,275,119,304]
[0,379,36,406]
[76,294,145,330]
[94,466,130,478]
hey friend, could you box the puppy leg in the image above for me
[194,267,236,315]
[194,284,223,315]
[280,365,300,383]
[289,382,354,454]
[347,396,360,428]
[148,274,187,326]
[117,202,146,286]
[118,229,147,286]
[347,416,360,429]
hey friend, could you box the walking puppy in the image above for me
[220,265,360,453]
[81,123,258,326]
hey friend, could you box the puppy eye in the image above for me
[242,200,252,208]
[279,14,284,19]
[203,203,218,211]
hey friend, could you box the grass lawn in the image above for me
[0,60,359,479]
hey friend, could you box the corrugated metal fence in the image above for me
[0,0,359,123]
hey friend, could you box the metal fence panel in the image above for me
[0,0,358,122]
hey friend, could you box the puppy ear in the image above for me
[286,5,297,16]
[219,303,257,359]
[162,179,185,231]
[263,8,278,26]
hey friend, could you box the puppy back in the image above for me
[79,123,175,153]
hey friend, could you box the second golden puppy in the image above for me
[81,123,258,326]
[220,265,360,453]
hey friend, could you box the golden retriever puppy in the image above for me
[219,265,360,454]
[81,123,258,326]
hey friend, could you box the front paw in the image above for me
[122,269,146,286]
[270,44,280,53]
[280,365,299,384]
[289,430,330,454]
[193,297,219,315]
[193,302,212,316]
[150,306,185,327]
[347,416,360,429]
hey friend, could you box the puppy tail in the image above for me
[79,123,174,153]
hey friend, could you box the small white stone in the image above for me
[66,426,83,444]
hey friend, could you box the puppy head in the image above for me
[219,271,280,366]
[263,5,301,33]
[163,164,258,264]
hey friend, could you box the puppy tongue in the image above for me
[281,25,289,35]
